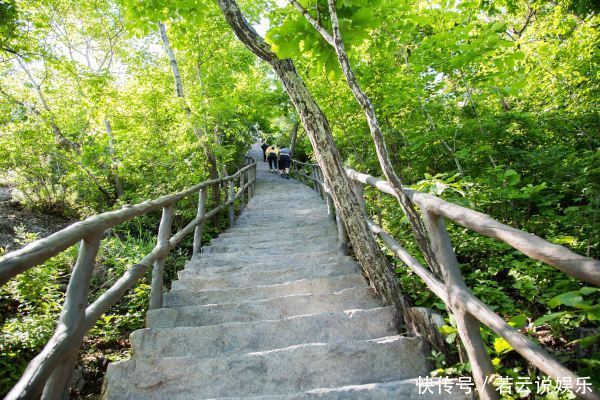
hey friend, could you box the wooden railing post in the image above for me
[149,205,174,310]
[245,170,251,199]
[41,235,102,400]
[239,172,245,212]
[315,167,324,197]
[323,182,336,221]
[251,165,257,195]
[422,210,497,400]
[228,178,235,227]
[311,166,319,192]
[336,209,349,255]
[192,188,206,256]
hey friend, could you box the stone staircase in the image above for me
[102,148,465,399]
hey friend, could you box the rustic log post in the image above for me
[239,172,245,212]
[245,170,252,199]
[192,188,206,256]
[228,179,235,227]
[314,167,323,197]
[41,235,102,400]
[317,168,325,200]
[334,207,349,254]
[323,183,336,221]
[422,210,497,400]
[311,166,319,192]
[149,205,174,310]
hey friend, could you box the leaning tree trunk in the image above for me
[289,120,299,157]
[217,0,406,316]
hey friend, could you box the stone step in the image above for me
[242,204,327,212]
[211,379,470,400]
[132,307,398,358]
[202,237,338,255]
[209,234,337,248]
[148,287,380,328]
[235,212,328,222]
[215,226,336,242]
[180,257,356,278]
[165,274,366,306]
[103,336,428,399]
[226,220,334,233]
[176,261,359,290]
[186,250,345,268]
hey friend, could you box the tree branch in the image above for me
[287,0,334,45]
[217,0,278,63]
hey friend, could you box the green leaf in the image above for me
[580,287,599,296]
[587,308,600,321]
[548,291,584,308]
[508,314,528,328]
[534,311,567,326]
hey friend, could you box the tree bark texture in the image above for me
[289,120,299,156]
[217,0,405,314]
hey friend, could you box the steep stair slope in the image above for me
[102,146,466,399]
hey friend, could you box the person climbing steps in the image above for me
[260,142,269,162]
[278,148,291,179]
[266,145,279,172]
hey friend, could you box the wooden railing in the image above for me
[290,159,600,400]
[0,160,257,400]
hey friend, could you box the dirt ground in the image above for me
[0,185,71,253]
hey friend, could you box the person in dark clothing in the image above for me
[278,148,292,179]
[260,142,269,162]
[266,146,279,171]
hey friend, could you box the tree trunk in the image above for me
[322,0,443,278]
[289,120,299,156]
[103,119,124,198]
[158,20,221,227]
[217,0,406,316]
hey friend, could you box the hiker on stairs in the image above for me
[266,145,279,172]
[278,148,291,179]
[260,142,269,162]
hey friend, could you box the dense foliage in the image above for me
[0,0,598,397]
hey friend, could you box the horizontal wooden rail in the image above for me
[345,168,600,286]
[290,159,599,400]
[2,161,257,400]
[0,163,255,286]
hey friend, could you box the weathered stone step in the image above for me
[132,307,398,358]
[201,241,337,255]
[180,257,356,278]
[242,205,327,213]
[177,261,359,289]
[207,234,338,249]
[147,287,380,328]
[211,379,470,400]
[215,226,336,242]
[226,220,333,232]
[235,211,328,222]
[186,251,345,269]
[102,336,428,399]
[165,274,365,306]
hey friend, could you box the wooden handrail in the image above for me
[290,160,600,400]
[345,167,600,286]
[0,163,255,286]
[2,162,257,400]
